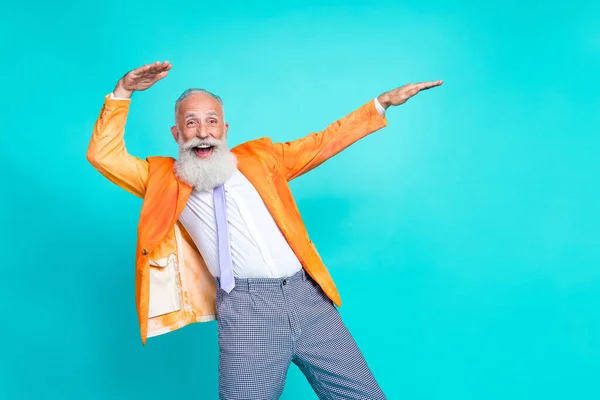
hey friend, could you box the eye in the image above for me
[208,119,217,125]
[187,120,196,126]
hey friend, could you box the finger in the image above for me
[143,62,167,78]
[417,80,443,90]
[149,61,171,75]
[403,84,420,93]
[155,71,169,81]
[129,63,153,79]
[147,61,163,72]
[128,63,149,77]
[159,62,172,73]
[138,62,158,73]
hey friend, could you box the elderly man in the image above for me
[87,60,442,399]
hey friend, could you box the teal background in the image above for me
[1,0,599,399]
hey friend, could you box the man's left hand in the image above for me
[377,80,443,109]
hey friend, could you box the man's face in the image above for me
[170,92,229,159]
[171,91,237,192]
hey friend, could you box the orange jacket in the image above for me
[87,94,388,344]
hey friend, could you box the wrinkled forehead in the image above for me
[176,93,224,118]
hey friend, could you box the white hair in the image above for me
[173,129,237,192]
[175,88,224,117]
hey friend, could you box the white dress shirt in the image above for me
[110,92,386,278]
[178,170,304,278]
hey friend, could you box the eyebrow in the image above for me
[184,111,219,119]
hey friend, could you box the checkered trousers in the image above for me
[215,269,385,400]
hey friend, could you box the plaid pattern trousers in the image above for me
[216,269,385,400]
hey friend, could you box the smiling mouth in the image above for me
[193,145,214,158]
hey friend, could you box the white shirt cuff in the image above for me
[374,98,386,116]
[109,92,131,100]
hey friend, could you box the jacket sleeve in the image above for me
[86,95,149,198]
[269,99,388,181]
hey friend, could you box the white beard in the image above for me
[174,134,238,192]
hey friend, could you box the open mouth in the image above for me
[193,144,214,158]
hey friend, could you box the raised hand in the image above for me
[114,61,172,98]
[377,80,443,109]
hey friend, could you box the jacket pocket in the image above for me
[148,253,182,318]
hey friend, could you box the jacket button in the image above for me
[141,249,148,255]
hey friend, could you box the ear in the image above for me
[170,126,178,143]
[223,122,229,138]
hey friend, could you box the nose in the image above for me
[196,125,210,139]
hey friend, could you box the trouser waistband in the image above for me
[215,268,308,292]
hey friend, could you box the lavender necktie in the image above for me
[213,184,235,292]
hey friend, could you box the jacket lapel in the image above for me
[141,157,192,252]
[175,175,193,223]
[235,153,277,216]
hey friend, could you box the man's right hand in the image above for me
[113,61,172,98]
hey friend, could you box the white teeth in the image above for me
[197,144,211,149]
